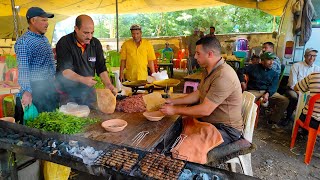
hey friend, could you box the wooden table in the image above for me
[183,72,202,82]
[84,110,181,152]
[0,87,19,95]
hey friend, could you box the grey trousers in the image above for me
[248,90,289,123]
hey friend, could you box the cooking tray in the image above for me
[122,80,148,88]
[153,79,180,87]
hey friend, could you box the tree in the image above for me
[53,5,281,41]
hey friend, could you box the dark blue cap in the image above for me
[26,7,54,19]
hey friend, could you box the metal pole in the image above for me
[116,0,119,52]
[10,0,19,40]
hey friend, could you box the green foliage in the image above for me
[93,5,280,39]
[26,111,99,134]
[94,15,110,38]
[52,5,280,43]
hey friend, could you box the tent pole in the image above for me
[116,0,119,52]
[10,0,19,40]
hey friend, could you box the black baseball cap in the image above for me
[26,7,54,19]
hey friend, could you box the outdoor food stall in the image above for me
[0,79,255,179]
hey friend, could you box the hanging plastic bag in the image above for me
[23,103,39,125]
[43,161,71,180]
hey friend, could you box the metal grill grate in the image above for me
[94,148,139,173]
[139,152,185,180]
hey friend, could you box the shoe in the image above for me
[272,124,280,129]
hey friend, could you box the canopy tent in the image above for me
[0,0,288,40]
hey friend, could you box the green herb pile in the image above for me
[26,111,99,134]
[94,74,104,89]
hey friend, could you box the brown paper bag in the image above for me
[96,89,116,114]
[142,92,166,111]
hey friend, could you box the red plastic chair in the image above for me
[5,68,18,83]
[290,94,320,165]
[174,49,186,69]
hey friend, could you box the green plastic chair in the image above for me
[162,51,174,63]
[106,50,120,67]
[105,63,116,87]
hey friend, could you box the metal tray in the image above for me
[153,79,180,87]
[122,80,147,87]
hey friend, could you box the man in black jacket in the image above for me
[56,15,115,107]
[237,52,289,125]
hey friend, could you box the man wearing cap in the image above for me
[237,52,289,125]
[14,7,57,122]
[281,48,320,126]
[55,15,115,107]
[119,24,156,82]
[262,42,282,75]
[186,28,200,74]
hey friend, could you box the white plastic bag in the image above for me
[59,102,90,117]
[151,71,169,80]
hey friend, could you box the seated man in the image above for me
[282,48,320,126]
[162,42,173,53]
[237,52,289,126]
[262,42,281,76]
[160,36,243,146]
[294,72,320,130]
[249,55,260,64]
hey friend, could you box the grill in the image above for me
[138,152,185,180]
[94,148,139,173]
[0,120,256,180]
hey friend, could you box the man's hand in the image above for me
[106,83,117,95]
[80,76,97,87]
[21,91,32,107]
[160,104,176,116]
[119,73,124,82]
[164,98,174,105]
[240,82,247,91]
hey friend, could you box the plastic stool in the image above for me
[183,81,199,93]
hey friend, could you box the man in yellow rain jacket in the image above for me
[120,24,156,81]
